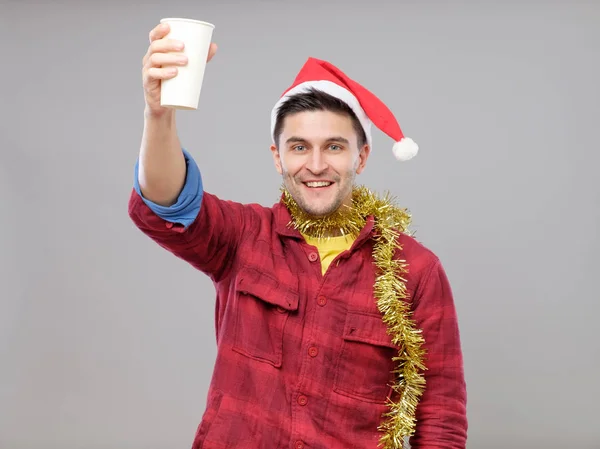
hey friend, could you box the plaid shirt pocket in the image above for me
[333,310,398,404]
[231,267,299,368]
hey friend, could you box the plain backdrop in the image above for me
[1,1,599,448]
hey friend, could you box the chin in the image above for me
[284,179,348,217]
[303,207,333,218]
[298,197,344,217]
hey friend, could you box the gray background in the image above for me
[1,0,599,448]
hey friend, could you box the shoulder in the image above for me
[199,191,289,238]
[200,191,276,218]
[395,232,446,296]
[396,232,440,269]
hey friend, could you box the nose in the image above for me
[305,149,328,174]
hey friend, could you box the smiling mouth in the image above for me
[303,181,333,188]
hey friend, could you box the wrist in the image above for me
[144,106,175,123]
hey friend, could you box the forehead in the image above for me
[280,110,356,140]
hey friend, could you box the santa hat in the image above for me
[270,57,418,161]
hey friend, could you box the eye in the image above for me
[293,145,306,151]
[329,144,342,151]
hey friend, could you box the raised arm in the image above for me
[128,22,245,282]
[137,22,216,206]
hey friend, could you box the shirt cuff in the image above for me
[133,147,203,228]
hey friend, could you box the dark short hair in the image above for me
[272,87,368,148]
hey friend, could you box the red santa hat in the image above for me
[270,57,418,161]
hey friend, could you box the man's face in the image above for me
[270,109,370,217]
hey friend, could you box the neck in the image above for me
[306,226,345,238]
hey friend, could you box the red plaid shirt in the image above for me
[128,188,468,449]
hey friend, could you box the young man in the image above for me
[129,22,468,449]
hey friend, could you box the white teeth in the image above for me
[306,181,332,188]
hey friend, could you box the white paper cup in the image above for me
[159,18,215,110]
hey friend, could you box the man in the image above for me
[129,21,468,449]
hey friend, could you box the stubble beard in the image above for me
[281,170,356,218]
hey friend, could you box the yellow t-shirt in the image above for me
[302,233,356,275]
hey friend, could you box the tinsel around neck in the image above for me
[280,185,413,240]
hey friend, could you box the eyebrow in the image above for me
[285,136,350,145]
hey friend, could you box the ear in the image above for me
[270,144,283,175]
[355,144,370,174]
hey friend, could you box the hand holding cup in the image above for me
[142,19,217,117]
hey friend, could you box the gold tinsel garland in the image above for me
[281,185,427,449]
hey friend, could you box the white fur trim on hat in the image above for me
[271,80,373,147]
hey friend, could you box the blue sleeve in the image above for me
[133,147,203,228]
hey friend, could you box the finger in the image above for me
[149,22,170,43]
[143,38,184,66]
[207,42,218,62]
[149,38,185,55]
[146,66,179,81]
[147,52,188,68]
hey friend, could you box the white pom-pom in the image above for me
[392,137,419,161]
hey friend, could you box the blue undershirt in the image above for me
[133,148,204,228]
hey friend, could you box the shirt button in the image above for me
[317,295,327,306]
[295,441,304,449]
[165,222,174,229]
[308,252,318,262]
[297,395,308,406]
[276,306,286,313]
[308,346,318,357]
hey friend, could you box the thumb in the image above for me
[207,43,218,62]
